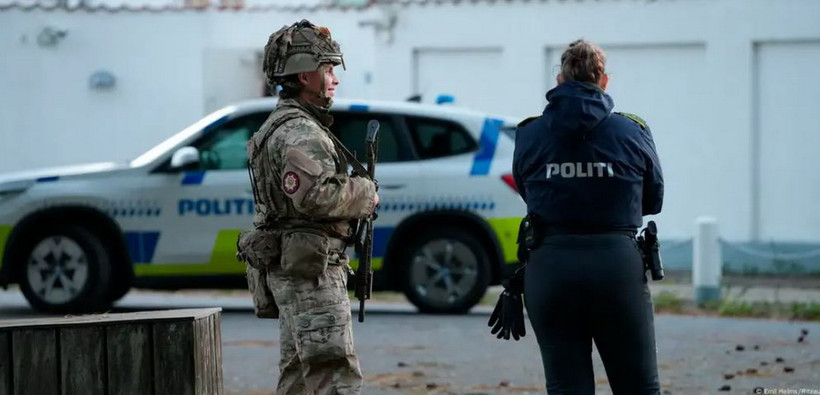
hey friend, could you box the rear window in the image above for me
[405,116,477,159]
[331,112,404,163]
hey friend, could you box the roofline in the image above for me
[0,0,376,13]
[233,97,519,124]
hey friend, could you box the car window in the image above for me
[194,112,269,170]
[331,112,402,163]
[406,116,477,159]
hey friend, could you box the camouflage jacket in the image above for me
[247,98,376,239]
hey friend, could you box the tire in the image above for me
[399,226,491,314]
[106,249,133,303]
[106,276,132,303]
[18,224,113,314]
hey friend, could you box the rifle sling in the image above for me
[325,129,370,178]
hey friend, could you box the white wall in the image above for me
[373,0,820,242]
[0,9,377,173]
[2,0,820,243]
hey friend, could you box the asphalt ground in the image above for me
[1,282,819,394]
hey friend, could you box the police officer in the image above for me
[512,39,664,394]
[240,20,378,394]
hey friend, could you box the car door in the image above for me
[139,111,269,276]
[402,115,482,205]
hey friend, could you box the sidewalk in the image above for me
[480,273,820,307]
[650,271,820,304]
[1,275,818,319]
[649,283,820,304]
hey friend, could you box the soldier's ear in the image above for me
[599,74,609,91]
[298,72,311,86]
[556,74,563,85]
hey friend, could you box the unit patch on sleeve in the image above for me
[283,171,301,195]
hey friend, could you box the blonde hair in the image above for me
[559,39,607,84]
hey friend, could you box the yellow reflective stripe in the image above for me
[0,225,11,270]
[135,262,245,276]
[135,229,245,276]
[133,217,519,278]
[488,217,522,264]
[210,229,242,265]
[347,257,383,272]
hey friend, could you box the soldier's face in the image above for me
[300,63,339,100]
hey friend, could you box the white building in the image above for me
[2,0,820,260]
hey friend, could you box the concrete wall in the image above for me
[0,8,377,173]
[2,0,820,244]
[373,0,820,242]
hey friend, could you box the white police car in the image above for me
[0,98,524,314]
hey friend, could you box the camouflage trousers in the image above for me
[268,264,363,394]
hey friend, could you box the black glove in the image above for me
[487,265,526,341]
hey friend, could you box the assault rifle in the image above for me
[355,120,379,322]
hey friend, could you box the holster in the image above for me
[516,214,539,263]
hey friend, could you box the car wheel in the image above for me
[106,276,132,303]
[400,227,491,314]
[18,224,112,314]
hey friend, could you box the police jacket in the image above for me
[512,81,664,231]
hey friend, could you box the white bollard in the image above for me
[693,217,722,305]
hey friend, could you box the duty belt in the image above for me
[540,226,636,238]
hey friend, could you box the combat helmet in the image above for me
[263,19,345,89]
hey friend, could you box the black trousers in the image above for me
[523,233,660,395]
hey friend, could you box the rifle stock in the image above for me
[355,120,380,322]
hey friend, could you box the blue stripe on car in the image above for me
[181,171,206,185]
[373,227,394,257]
[470,118,503,176]
[124,231,161,263]
[349,104,369,112]
[36,176,59,183]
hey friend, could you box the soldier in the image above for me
[240,20,378,394]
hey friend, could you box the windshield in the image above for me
[129,108,234,168]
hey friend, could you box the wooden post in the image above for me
[12,329,59,395]
[0,308,222,395]
[1,331,11,395]
[60,326,106,395]
[106,324,152,395]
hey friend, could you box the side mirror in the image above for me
[170,146,200,170]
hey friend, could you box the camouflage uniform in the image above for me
[238,20,375,395]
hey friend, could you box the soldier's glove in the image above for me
[487,265,526,341]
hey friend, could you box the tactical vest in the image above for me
[246,102,350,238]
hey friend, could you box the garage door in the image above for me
[757,41,820,241]
[413,48,503,114]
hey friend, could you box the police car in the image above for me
[0,98,524,314]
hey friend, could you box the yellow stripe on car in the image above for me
[488,217,522,264]
[0,225,11,270]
